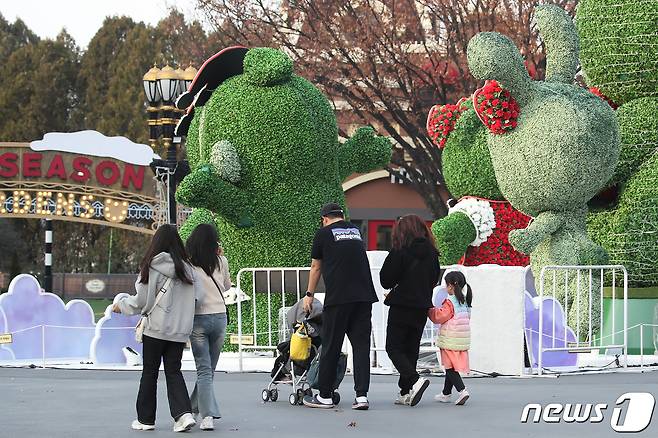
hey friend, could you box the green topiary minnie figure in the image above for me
[174,47,391,276]
[466,5,621,329]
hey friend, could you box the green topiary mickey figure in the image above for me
[175,47,392,276]
[466,5,621,329]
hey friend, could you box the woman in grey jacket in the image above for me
[185,224,231,431]
[113,224,198,432]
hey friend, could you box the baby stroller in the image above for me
[261,297,346,406]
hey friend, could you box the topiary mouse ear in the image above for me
[243,48,293,86]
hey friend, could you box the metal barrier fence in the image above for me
[537,265,628,375]
[236,267,312,371]
[233,265,443,372]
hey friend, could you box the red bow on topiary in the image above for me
[473,80,520,134]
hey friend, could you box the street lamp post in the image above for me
[143,62,196,225]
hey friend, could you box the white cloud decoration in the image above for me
[210,140,241,183]
[30,130,159,166]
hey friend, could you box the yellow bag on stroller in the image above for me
[290,322,312,361]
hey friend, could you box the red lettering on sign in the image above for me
[45,154,67,180]
[0,152,19,178]
[95,160,120,186]
[22,153,42,177]
[70,157,92,183]
[121,165,144,191]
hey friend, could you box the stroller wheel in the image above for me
[332,392,340,405]
[296,389,304,405]
[262,389,270,402]
[289,393,298,406]
[269,388,278,402]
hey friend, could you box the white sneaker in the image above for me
[131,420,155,431]
[434,393,452,403]
[173,413,196,432]
[199,416,214,431]
[455,389,470,405]
[394,392,411,405]
[408,377,430,407]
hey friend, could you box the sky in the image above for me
[0,0,202,48]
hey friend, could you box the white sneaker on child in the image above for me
[455,389,470,405]
[434,393,452,403]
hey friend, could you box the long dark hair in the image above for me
[138,224,192,284]
[186,223,221,277]
[391,214,436,251]
[444,271,472,307]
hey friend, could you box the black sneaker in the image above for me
[352,396,369,410]
[302,394,334,409]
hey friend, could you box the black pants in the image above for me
[442,368,465,395]
[318,302,372,399]
[137,335,192,425]
[385,306,427,395]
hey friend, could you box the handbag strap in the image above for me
[143,277,172,317]
[209,272,227,305]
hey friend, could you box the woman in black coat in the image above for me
[380,214,441,407]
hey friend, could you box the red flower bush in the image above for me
[473,80,520,134]
[426,103,467,148]
[588,87,619,109]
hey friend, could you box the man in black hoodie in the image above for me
[379,214,441,406]
[302,203,377,411]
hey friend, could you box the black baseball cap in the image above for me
[320,203,344,217]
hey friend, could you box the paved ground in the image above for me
[1,368,657,438]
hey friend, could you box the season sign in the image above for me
[0,150,146,192]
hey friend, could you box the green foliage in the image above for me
[533,5,579,84]
[590,153,658,287]
[609,98,658,187]
[441,109,503,200]
[431,212,476,265]
[338,126,393,181]
[179,48,391,276]
[179,208,218,242]
[577,0,658,105]
[0,31,79,141]
[0,13,39,61]
[176,165,253,227]
[243,48,294,86]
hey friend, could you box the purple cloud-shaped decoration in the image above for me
[524,291,577,368]
[90,301,142,364]
[0,307,16,360]
[0,275,95,360]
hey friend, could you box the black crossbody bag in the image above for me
[209,274,231,326]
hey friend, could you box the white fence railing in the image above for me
[235,267,310,371]
[537,265,629,375]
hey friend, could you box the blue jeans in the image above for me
[190,313,227,418]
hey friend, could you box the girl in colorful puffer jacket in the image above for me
[428,271,472,406]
